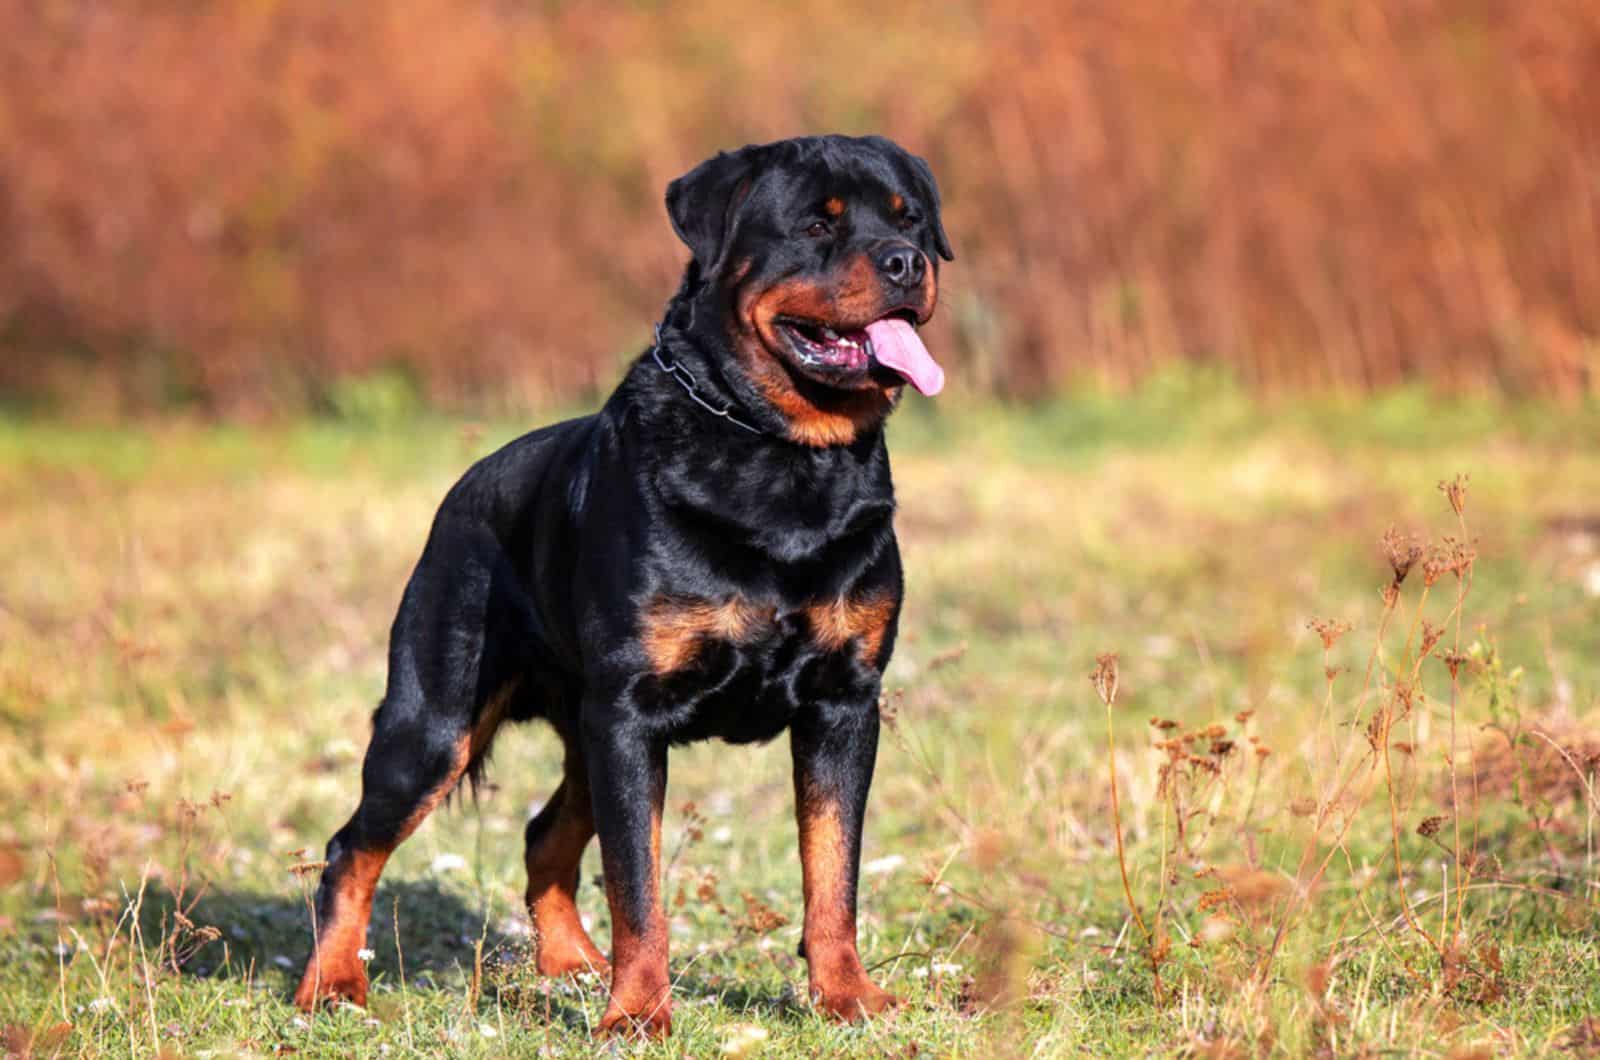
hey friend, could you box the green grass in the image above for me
[3,381,1599,1056]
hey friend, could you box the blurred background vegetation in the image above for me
[4,0,1599,417]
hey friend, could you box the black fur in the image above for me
[298,134,952,1034]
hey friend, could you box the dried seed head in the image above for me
[1438,474,1469,517]
[1307,618,1353,651]
[1089,652,1120,706]
[1446,536,1476,577]
[734,892,789,935]
[1364,709,1387,751]
[1382,527,1424,585]
[1423,536,1477,585]
[1442,650,1469,681]
[1417,815,1447,838]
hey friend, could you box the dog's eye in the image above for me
[803,220,832,238]
[896,213,921,232]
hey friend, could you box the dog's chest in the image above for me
[632,592,891,742]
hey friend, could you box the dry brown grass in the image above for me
[3,0,1598,412]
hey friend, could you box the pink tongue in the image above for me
[864,318,944,396]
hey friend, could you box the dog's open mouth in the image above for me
[776,313,945,396]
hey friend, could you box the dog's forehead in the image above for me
[768,140,913,205]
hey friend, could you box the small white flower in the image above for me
[479,1024,498,1039]
[711,826,733,844]
[430,853,467,873]
[863,854,905,876]
[88,997,115,1013]
[358,948,375,962]
[911,960,964,978]
[273,955,294,969]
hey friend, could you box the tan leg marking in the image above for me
[796,793,898,1022]
[598,808,671,1038]
[525,782,607,978]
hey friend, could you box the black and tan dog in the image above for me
[294,134,952,1037]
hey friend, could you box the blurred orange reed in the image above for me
[2,0,1596,413]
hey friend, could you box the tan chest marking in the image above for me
[640,596,775,675]
[806,592,895,664]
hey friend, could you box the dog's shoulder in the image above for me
[437,414,600,528]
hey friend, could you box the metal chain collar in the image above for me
[648,324,763,435]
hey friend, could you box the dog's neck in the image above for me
[611,294,896,566]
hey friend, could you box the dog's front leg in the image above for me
[586,716,672,1038]
[791,696,900,1021]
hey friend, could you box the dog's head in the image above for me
[666,135,953,447]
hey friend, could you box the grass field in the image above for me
[3,378,1600,1057]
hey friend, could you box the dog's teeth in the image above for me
[820,327,839,342]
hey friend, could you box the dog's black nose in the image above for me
[877,246,925,289]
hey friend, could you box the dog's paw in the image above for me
[596,1000,672,1039]
[813,979,900,1023]
[293,962,368,1012]
[535,948,610,979]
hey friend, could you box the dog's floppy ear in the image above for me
[665,146,763,277]
[907,152,955,263]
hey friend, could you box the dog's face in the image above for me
[667,136,954,446]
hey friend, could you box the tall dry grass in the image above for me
[3,0,1597,412]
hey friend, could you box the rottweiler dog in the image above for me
[294,134,952,1038]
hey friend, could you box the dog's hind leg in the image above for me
[293,690,490,1009]
[524,735,608,977]
[294,522,521,1011]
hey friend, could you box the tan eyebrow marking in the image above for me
[823,197,845,218]
[888,192,904,213]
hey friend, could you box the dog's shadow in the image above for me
[158,878,808,1028]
